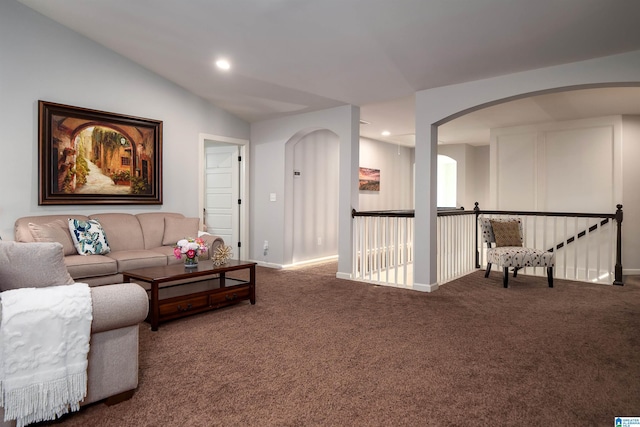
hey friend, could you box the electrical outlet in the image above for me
[317,237,322,246]
[263,240,269,256]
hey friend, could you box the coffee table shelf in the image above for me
[122,259,256,331]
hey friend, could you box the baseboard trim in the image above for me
[624,269,640,275]
[253,255,339,270]
[413,282,439,292]
[281,255,338,269]
[335,272,352,280]
[253,261,283,269]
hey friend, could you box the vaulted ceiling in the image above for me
[18,0,640,145]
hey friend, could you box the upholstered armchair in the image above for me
[0,241,149,426]
[479,217,555,288]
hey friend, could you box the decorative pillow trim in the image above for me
[68,218,111,255]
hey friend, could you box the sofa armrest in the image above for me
[197,232,225,259]
[90,283,149,333]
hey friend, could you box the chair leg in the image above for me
[503,267,509,288]
[513,267,520,278]
[484,263,492,278]
[547,267,553,288]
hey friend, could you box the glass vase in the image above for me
[184,256,198,268]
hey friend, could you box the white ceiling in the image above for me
[17,0,640,146]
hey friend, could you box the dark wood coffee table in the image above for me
[122,259,256,331]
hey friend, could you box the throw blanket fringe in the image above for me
[2,373,85,426]
[0,283,92,427]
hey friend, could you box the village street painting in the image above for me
[53,123,152,195]
[39,101,162,205]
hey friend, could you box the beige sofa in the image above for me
[14,212,224,286]
[0,241,149,426]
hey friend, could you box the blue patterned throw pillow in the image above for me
[68,218,111,255]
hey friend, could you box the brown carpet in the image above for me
[46,264,640,426]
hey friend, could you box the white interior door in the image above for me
[204,144,240,259]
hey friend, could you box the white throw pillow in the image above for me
[68,218,111,255]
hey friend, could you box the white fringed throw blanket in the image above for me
[0,283,92,427]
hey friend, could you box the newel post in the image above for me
[474,202,480,268]
[613,204,624,286]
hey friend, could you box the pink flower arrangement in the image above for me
[173,237,207,260]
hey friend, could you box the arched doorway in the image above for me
[414,57,640,290]
[284,128,340,266]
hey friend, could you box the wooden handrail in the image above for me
[351,209,415,218]
[351,207,469,218]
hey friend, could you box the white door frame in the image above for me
[198,133,249,258]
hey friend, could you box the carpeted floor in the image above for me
[45,264,640,426]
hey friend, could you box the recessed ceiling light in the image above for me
[215,59,231,70]
[381,130,391,136]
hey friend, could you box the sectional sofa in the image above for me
[14,212,224,286]
[0,241,149,427]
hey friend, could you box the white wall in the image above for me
[436,144,489,211]
[470,145,490,210]
[359,138,413,211]
[415,50,640,289]
[0,1,249,240]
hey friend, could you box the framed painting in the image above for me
[359,167,380,191]
[38,101,163,205]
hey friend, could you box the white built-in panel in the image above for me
[496,133,536,210]
[544,126,613,213]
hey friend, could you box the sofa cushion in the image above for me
[69,218,111,255]
[137,212,185,249]
[65,254,118,280]
[89,213,145,252]
[0,241,74,290]
[106,250,168,272]
[149,246,184,265]
[162,217,200,246]
[28,220,76,256]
